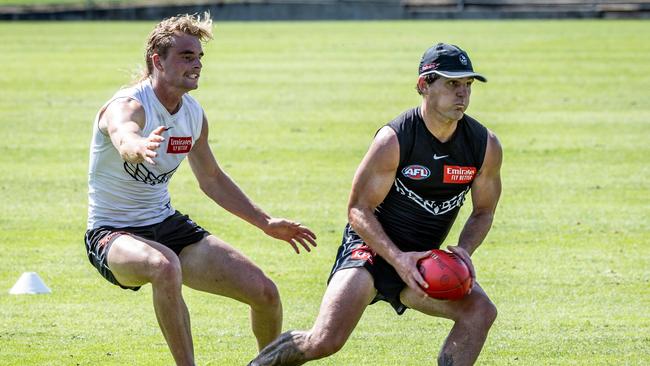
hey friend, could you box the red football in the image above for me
[417,249,472,300]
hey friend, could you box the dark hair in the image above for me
[415,73,439,95]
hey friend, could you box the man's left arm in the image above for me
[188,114,317,254]
[448,130,502,278]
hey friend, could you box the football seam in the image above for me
[448,254,471,287]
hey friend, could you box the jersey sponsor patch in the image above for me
[443,165,477,184]
[402,165,430,180]
[167,137,193,154]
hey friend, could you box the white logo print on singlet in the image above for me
[394,178,469,215]
[433,154,449,160]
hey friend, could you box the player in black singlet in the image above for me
[250,43,503,366]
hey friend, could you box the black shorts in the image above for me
[84,210,210,291]
[328,224,409,315]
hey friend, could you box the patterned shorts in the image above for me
[84,210,209,290]
[328,223,409,315]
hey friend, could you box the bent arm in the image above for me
[188,113,317,253]
[457,130,503,255]
[188,114,270,229]
[348,126,431,294]
[348,126,402,262]
[104,98,165,165]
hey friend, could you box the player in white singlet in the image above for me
[84,13,317,366]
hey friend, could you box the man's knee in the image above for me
[483,300,497,326]
[462,296,497,329]
[149,253,183,288]
[251,276,281,310]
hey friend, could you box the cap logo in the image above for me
[421,63,438,72]
[459,54,468,66]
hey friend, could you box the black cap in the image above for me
[418,43,486,82]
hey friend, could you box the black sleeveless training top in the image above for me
[374,106,488,251]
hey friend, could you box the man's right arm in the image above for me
[348,126,431,297]
[102,99,165,165]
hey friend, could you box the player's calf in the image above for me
[249,328,349,366]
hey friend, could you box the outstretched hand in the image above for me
[263,218,317,254]
[392,250,433,298]
[138,126,167,165]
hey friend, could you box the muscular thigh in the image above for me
[400,283,493,321]
[178,235,269,303]
[107,234,179,287]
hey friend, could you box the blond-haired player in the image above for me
[84,13,317,365]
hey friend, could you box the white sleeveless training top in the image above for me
[87,79,203,229]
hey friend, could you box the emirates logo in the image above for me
[443,165,476,184]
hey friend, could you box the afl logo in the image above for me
[402,165,430,180]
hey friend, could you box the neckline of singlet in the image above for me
[145,79,183,121]
[415,106,463,146]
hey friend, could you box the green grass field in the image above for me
[0,20,648,365]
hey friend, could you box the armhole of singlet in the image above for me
[401,113,417,167]
[196,105,205,143]
[96,95,146,137]
[182,94,204,145]
[476,125,489,172]
[381,108,418,167]
[382,123,407,168]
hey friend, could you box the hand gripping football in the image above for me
[417,249,472,300]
